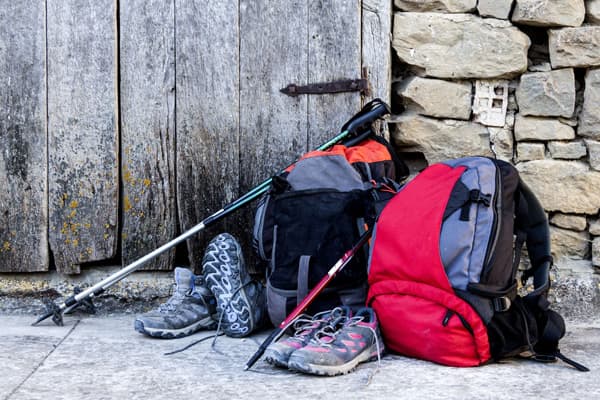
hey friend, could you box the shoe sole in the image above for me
[202,233,255,338]
[287,343,380,376]
[134,316,216,339]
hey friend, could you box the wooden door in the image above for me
[179,0,392,268]
[0,0,391,273]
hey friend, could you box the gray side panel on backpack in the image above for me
[252,194,270,260]
[286,154,368,191]
[266,281,296,326]
[440,157,498,290]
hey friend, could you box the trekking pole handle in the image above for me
[342,98,390,137]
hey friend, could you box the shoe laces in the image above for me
[364,323,383,385]
[286,314,325,342]
[345,314,366,327]
[156,286,188,313]
[312,313,353,346]
[289,306,348,343]
[341,314,381,352]
[346,311,384,383]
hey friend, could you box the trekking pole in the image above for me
[33,99,390,327]
[244,227,374,371]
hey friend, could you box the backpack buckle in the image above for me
[461,190,492,220]
[492,296,512,312]
[469,189,492,207]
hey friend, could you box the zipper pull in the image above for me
[442,309,454,326]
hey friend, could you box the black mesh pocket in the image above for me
[268,189,368,293]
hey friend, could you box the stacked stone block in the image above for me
[391,0,600,273]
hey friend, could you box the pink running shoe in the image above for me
[264,306,351,368]
[287,307,384,376]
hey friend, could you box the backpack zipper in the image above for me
[442,309,454,326]
[482,160,502,277]
[442,309,474,336]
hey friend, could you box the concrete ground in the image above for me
[1,313,599,400]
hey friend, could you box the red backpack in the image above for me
[367,157,588,371]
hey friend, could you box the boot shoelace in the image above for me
[157,286,187,313]
[164,280,253,356]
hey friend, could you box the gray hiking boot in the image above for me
[134,267,217,339]
[202,233,267,338]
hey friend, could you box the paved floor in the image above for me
[1,314,599,400]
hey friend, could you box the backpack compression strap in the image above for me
[531,308,590,372]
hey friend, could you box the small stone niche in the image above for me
[472,80,509,127]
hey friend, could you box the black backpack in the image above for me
[253,134,407,326]
[367,156,588,371]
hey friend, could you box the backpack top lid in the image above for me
[280,138,403,192]
[283,140,382,192]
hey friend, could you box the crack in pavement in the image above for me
[4,320,81,400]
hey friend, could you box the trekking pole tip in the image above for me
[244,351,262,371]
[32,299,64,326]
[31,311,52,326]
[244,327,283,371]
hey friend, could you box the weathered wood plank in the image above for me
[0,1,48,272]
[240,0,309,190]
[239,1,309,272]
[47,0,118,274]
[120,0,176,270]
[362,0,392,104]
[308,0,362,149]
[176,1,240,269]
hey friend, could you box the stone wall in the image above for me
[390,0,600,317]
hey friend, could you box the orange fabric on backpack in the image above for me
[285,139,390,173]
[344,139,391,164]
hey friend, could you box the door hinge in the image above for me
[281,71,370,97]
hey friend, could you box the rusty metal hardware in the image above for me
[280,78,369,97]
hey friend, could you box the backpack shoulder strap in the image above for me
[514,178,552,297]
